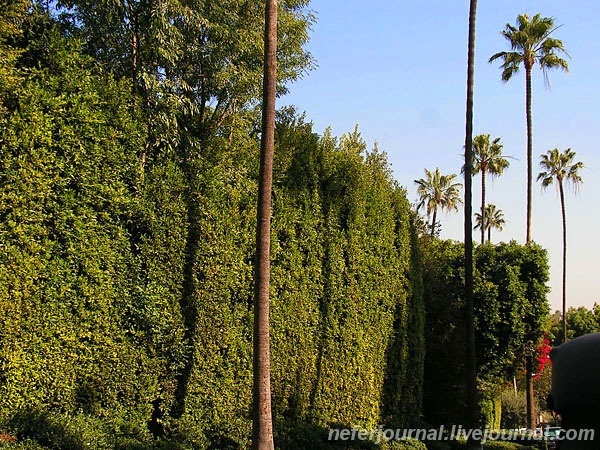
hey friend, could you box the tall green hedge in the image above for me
[0,22,425,448]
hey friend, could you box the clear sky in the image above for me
[281,0,600,312]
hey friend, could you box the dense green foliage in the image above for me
[381,440,428,450]
[548,305,600,345]
[0,3,558,449]
[500,389,527,430]
[421,240,550,429]
[0,8,424,448]
[452,442,535,450]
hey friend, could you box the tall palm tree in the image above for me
[414,168,463,237]
[474,204,505,242]
[463,0,480,446]
[472,134,510,244]
[489,13,568,244]
[253,0,277,449]
[538,148,583,345]
[489,14,568,429]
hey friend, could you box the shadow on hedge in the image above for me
[5,409,155,450]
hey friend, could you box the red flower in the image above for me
[534,335,552,379]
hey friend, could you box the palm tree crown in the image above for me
[538,148,583,189]
[472,134,510,178]
[474,204,505,243]
[489,13,569,85]
[415,168,463,236]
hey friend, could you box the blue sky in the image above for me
[281,0,600,312]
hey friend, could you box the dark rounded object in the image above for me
[550,332,600,449]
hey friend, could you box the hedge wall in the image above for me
[0,24,425,448]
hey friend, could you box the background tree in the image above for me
[538,148,583,344]
[57,0,314,175]
[414,168,463,237]
[501,389,527,429]
[474,204,505,243]
[549,306,600,345]
[489,13,568,244]
[471,134,510,244]
[421,240,550,431]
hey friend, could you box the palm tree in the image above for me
[490,14,568,430]
[538,148,583,345]
[414,168,463,237]
[472,134,510,244]
[253,0,277,448]
[474,204,505,242]
[489,13,568,244]
[463,0,480,446]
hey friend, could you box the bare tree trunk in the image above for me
[464,1,480,448]
[431,209,438,237]
[481,167,486,244]
[252,1,277,449]
[526,356,535,429]
[559,180,567,344]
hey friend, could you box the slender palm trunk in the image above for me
[524,63,536,431]
[487,227,491,243]
[481,168,486,245]
[559,180,567,344]
[525,65,533,244]
[253,1,277,449]
[431,208,438,237]
[464,1,480,448]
